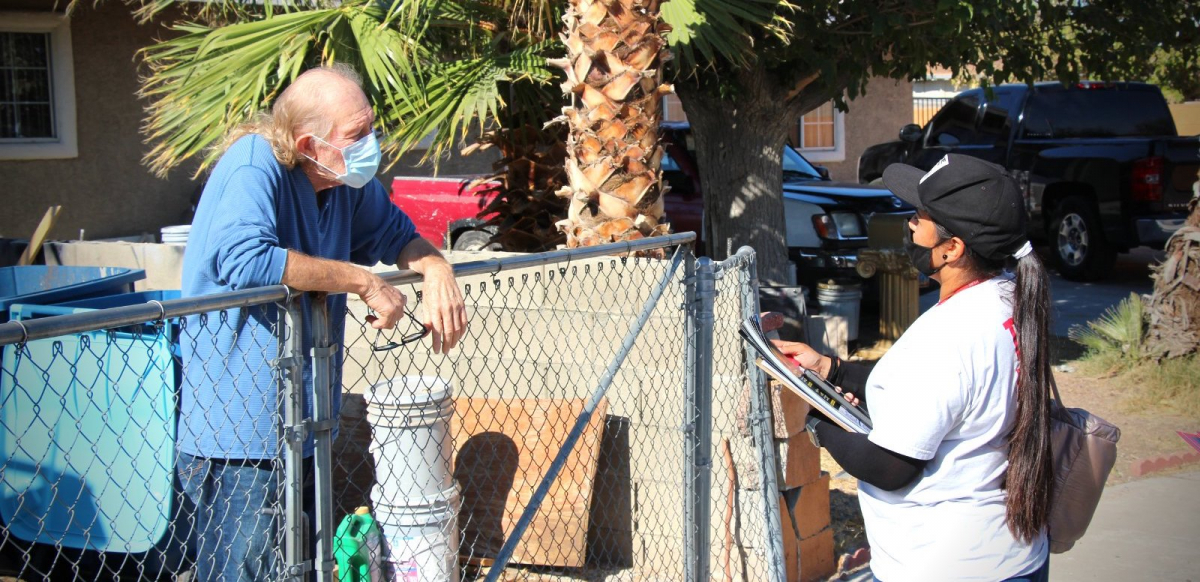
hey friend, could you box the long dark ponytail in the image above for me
[936,225,1054,542]
[1004,249,1055,542]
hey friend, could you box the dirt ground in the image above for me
[823,346,1200,559]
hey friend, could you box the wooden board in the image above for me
[451,397,609,568]
[17,205,61,266]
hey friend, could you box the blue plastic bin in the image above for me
[0,266,146,323]
[0,290,180,555]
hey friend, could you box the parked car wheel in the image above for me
[452,229,501,251]
[1049,196,1115,281]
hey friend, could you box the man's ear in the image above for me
[295,133,316,159]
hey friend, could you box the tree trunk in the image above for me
[550,0,673,250]
[677,73,794,284]
[1145,180,1200,358]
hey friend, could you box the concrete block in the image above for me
[781,473,831,540]
[340,345,456,395]
[632,531,684,578]
[777,433,822,490]
[449,358,549,400]
[630,426,685,482]
[632,479,686,539]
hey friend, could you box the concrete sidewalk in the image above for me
[835,470,1200,582]
[1050,470,1200,581]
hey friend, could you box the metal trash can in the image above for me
[816,280,862,342]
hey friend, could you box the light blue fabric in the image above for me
[179,134,418,459]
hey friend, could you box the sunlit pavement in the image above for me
[919,247,1162,337]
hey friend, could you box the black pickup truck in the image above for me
[859,82,1200,280]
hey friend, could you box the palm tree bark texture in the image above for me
[1146,177,1200,359]
[550,0,674,253]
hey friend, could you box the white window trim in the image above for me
[0,12,77,160]
[798,105,845,163]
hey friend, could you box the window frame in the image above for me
[797,101,845,163]
[0,12,77,160]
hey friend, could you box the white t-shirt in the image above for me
[859,276,1048,582]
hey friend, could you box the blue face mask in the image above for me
[305,131,380,189]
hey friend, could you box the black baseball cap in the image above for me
[882,154,1027,261]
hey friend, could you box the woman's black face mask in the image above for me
[903,227,947,277]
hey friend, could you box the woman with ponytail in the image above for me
[772,154,1054,581]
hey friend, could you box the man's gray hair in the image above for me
[219,63,364,168]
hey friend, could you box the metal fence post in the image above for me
[735,248,787,582]
[279,294,311,580]
[310,294,337,582]
[685,256,717,582]
[683,253,697,582]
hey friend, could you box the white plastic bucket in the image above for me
[367,376,455,505]
[160,224,190,245]
[375,486,461,582]
[816,281,863,342]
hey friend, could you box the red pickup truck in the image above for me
[388,177,504,250]
[390,123,909,286]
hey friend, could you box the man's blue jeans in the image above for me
[177,452,314,582]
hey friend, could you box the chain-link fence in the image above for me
[0,235,785,582]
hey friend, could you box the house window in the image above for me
[796,101,845,163]
[661,94,688,123]
[801,102,835,149]
[0,13,76,159]
[1,32,55,139]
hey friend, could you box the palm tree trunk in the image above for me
[551,0,672,250]
[1145,180,1200,358]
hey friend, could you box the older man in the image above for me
[176,64,467,581]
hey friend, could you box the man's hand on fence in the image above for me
[361,274,408,330]
[421,263,467,354]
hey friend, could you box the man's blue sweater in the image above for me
[179,135,418,459]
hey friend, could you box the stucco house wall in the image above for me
[0,2,496,243]
[789,77,913,183]
[0,0,200,240]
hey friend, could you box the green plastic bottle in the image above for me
[333,506,384,582]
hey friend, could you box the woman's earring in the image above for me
[942,254,948,260]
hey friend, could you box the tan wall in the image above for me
[0,1,200,241]
[1170,102,1200,137]
[789,78,913,183]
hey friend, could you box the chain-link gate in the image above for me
[0,235,786,582]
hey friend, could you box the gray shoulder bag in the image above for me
[1046,382,1122,553]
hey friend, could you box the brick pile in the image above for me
[771,381,837,582]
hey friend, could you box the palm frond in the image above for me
[139,8,355,176]
[661,0,792,71]
[127,0,298,25]
[1069,292,1146,358]
[381,38,559,168]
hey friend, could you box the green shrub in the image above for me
[1069,293,1145,374]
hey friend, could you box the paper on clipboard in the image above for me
[739,313,872,434]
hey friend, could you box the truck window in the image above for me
[1020,87,1177,138]
[987,88,1024,118]
[927,93,981,146]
